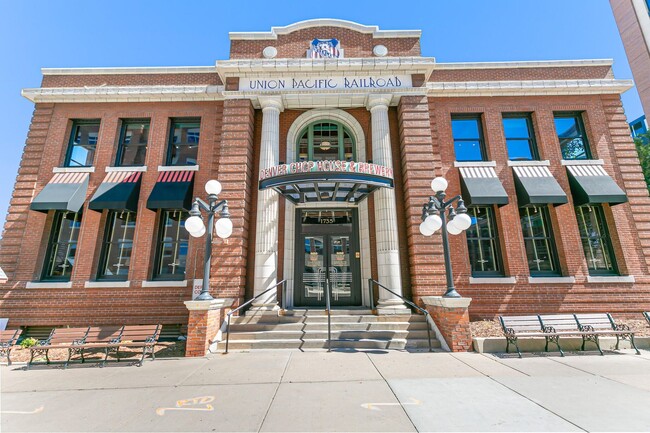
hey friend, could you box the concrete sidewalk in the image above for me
[2,349,650,432]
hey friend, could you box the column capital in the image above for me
[258,96,284,113]
[366,94,392,112]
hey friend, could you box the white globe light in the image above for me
[452,213,472,231]
[205,179,222,196]
[215,217,233,239]
[190,225,206,238]
[419,221,435,236]
[423,214,443,232]
[446,221,462,235]
[184,215,205,235]
[431,177,448,193]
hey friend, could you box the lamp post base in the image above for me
[443,288,461,298]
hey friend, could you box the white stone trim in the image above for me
[426,79,633,97]
[453,161,497,168]
[53,167,95,173]
[560,159,605,166]
[216,57,436,77]
[157,165,199,172]
[26,281,73,289]
[184,298,234,311]
[84,281,131,288]
[469,277,517,284]
[105,166,147,172]
[22,85,224,103]
[527,276,576,284]
[421,296,472,309]
[507,160,550,167]
[42,66,216,75]
[434,59,613,70]
[141,280,188,288]
[229,19,421,40]
[587,275,635,284]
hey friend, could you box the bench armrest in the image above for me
[502,327,516,338]
[542,325,557,334]
[578,324,594,333]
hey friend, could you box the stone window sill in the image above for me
[587,275,635,283]
[528,276,576,284]
[53,167,95,173]
[84,281,131,288]
[507,160,550,167]
[560,159,605,166]
[26,281,73,289]
[469,277,517,284]
[453,160,496,168]
[142,280,188,288]
[157,165,199,172]
[106,166,147,172]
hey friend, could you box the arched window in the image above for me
[297,121,356,162]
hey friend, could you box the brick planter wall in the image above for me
[422,296,472,352]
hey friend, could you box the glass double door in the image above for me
[295,210,361,307]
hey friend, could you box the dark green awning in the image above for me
[566,165,627,206]
[513,166,567,206]
[458,166,508,206]
[30,172,89,213]
[89,171,142,212]
[146,170,195,210]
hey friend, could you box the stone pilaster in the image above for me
[252,96,284,309]
[367,95,407,314]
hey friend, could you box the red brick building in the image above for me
[1,19,649,353]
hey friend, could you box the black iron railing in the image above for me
[223,279,286,354]
[325,278,332,352]
[367,279,433,352]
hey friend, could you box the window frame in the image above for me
[165,118,201,166]
[41,211,82,281]
[115,119,150,167]
[296,121,356,162]
[519,205,561,276]
[63,120,101,167]
[451,114,488,162]
[465,206,504,277]
[97,210,137,281]
[554,112,593,160]
[152,209,189,281]
[502,113,539,161]
[575,205,619,276]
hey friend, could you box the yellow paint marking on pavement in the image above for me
[156,396,215,416]
[361,397,421,411]
[0,406,44,415]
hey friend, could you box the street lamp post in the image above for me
[184,180,233,301]
[420,177,472,298]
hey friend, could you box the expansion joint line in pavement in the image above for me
[451,353,588,432]
[546,353,650,390]
[366,353,420,432]
[257,351,293,432]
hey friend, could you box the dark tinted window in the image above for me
[98,211,137,280]
[42,211,82,280]
[117,121,149,166]
[65,121,100,167]
[519,206,560,276]
[167,119,200,166]
[555,113,591,160]
[452,116,486,161]
[153,210,189,280]
[575,205,617,275]
[465,206,503,276]
[503,115,538,160]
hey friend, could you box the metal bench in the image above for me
[574,313,640,355]
[28,327,90,368]
[499,315,563,358]
[0,329,23,365]
[644,312,650,327]
[66,325,125,366]
[103,324,161,366]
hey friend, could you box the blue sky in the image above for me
[0,0,643,232]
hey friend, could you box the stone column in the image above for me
[252,96,284,310]
[367,95,408,314]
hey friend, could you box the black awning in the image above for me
[259,172,393,204]
[146,170,195,210]
[513,166,568,206]
[89,171,142,212]
[30,172,89,213]
[566,165,627,206]
[458,166,509,206]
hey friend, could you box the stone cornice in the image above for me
[21,85,224,103]
[426,79,634,96]
[41,66,216,75]
[433,59,613,70]
[215,57,436,78]
[229,19,421,40]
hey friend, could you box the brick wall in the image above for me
[41,73,222,88]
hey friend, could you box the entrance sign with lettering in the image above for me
[240,75,412,92]
[259,160,394,182]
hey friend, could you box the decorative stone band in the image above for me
[21,85,223,103]
[259,160,394,182]
[512,165,567,206]
[426,79,633,96]
[30,172,90,213]
[565,164,627,206]
[457,165,508,206]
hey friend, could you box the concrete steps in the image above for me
[218,309,440,351]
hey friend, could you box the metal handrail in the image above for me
[325,278,332,352]
[368,279,433,352]
[224,279,287,354]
